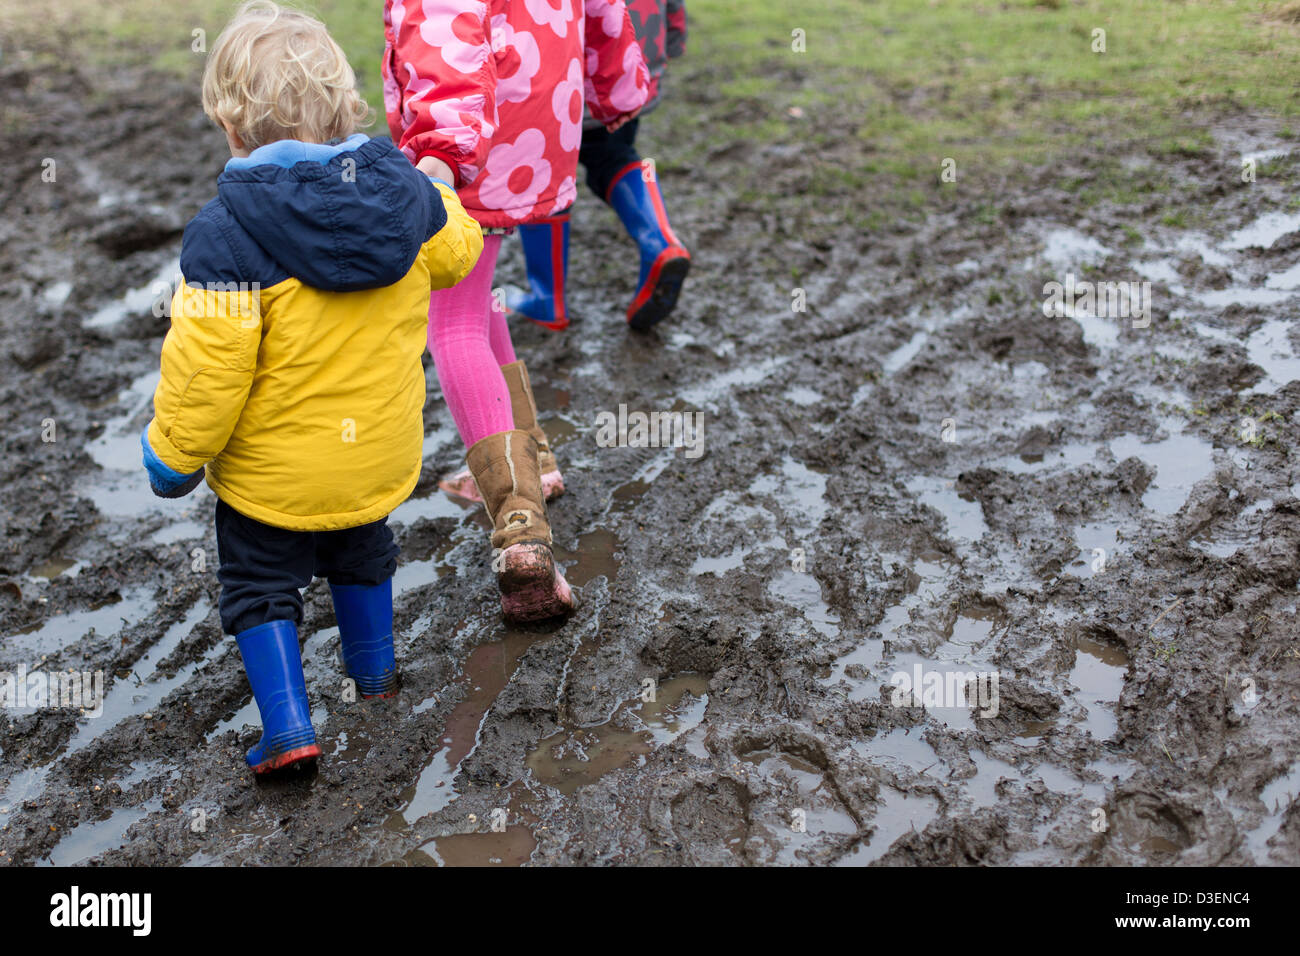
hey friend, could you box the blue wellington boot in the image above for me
[233,619,320,774]
[330,580,398,698]
[605,161,691,332]
[507,213,570,331]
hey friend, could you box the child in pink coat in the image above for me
[383,0,649,622]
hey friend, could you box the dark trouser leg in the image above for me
[215,500,314,636]
[579,119,641,201]
[312,517,398,586]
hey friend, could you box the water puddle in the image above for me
[827,556,950,700]
[882,329,928,374]
[740,749,859,863]
[1243,318,1300,393]
[1224,211,1300,250]
[904,476,989,543]
[835,786,940,865]
[1109,422,1215,515]
[387,629,537,826]
[1068,635,1128,741]
[1039,228,1112,272]
[1241,759,1300,859]
[527,675,709,796]
[554,529,622,588]
[36,796,164,866]
[83,260,178,330]
[1065,521,1122,578]
[992,440,1100,475]
[679,356,789,409]
[4,586,151,656]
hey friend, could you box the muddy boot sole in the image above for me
[497,542,575,623]
[250,743,321,776]
[628,251,691,332]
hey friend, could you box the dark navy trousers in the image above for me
[214,500,398,635]
[579,119,642,201]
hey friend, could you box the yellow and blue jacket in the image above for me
[142,134,482,531]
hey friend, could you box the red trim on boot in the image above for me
[604,160,644,203]
[250,743,321,775]
[520,213,569,331]
[626,246,691,326]
[646,176,686,252]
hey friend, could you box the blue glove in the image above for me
[140,428,204,499]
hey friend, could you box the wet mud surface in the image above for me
[2,53,1299,866]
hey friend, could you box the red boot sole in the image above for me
[627,249,691,331]
[251,743,321,775]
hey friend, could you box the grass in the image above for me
[6,0,1300,207]
[674,0,1300,211]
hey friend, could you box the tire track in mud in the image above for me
[4,52,1300,864]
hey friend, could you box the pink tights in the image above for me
[426,234,520,448]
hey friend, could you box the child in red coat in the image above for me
[510,0,691,333]
[382,0,649,622]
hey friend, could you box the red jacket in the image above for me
[383,0,650,228]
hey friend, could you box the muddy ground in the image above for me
[2,43,1300,866]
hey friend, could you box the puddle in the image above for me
[28,558,81,580]
[905,476,989,543]
[414,826,537,866]
[882,329,928,374]
[768,569,840,638]
[83,260,179,330]
[388,629,538,826]
[835,786,940,865]
[679,356,789,408]
[1174,235,1233,269]
[3,586,151,656]
[963,749,1024,809]
[1066,521,1121,578]
[1243,318,1300,393]
[783,386,823,407]
[992,440,1100,475]
[36,797,164,866]
[750,455,829,536]
[850,726,941,773]
[527,675,709,795]
[148,520,206,546]
[1040,228,1111,272]
[1068,636,1128,741]
[1241,759,1300,859]
[740,749,859,864]
[691,545,750,576]
[1224,211,1300,250]
[84,367,218,527]
[1109,421,1215,516]
[1264,262,1300,290]
[554,529,622,588]
[827,557,950,700]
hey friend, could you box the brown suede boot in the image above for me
[439,361,565,503]
[502,360,564,497]
[466,429,574,623]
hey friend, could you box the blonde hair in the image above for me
[202,1,372,150]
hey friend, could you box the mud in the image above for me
[2,43,1300,867]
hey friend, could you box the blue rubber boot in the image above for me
[507,213,570,331]
[606,161,691,331]
[330,580,398,698]
[233,620,320,774]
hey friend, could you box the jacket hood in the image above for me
[216,135,445,292]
